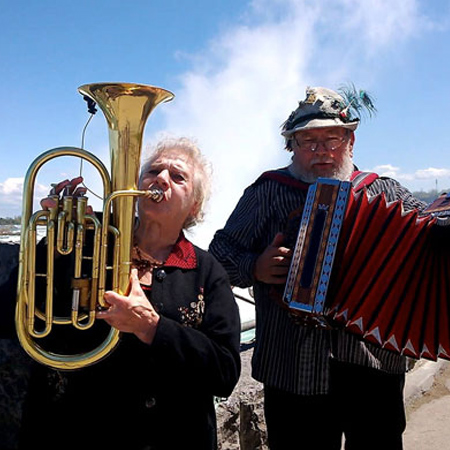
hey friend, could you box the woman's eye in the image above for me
[171,173,186,182]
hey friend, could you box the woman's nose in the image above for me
[155,169,170,186]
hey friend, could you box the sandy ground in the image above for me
[403,361,450,449]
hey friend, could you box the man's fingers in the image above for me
[271,265,290,275]
[273,254,292,264]
[267,275,288,285]
[271,232,285,247]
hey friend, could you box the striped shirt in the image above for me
[209,166,427,395]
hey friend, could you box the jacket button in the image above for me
[145,397,156,409]
[155,269,166,281]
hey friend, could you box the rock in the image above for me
[0,242,19,285]
[216,346,268,449]
[0,243,32,450]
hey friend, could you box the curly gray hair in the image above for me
[140,137,212,229]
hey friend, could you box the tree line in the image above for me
[0,188,447,224]
[413,189,447,204]
[0,216,21,225]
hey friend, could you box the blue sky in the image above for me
[1,0,450,248]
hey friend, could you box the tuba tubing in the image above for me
[15,83,174,370]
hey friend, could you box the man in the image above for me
[209,87,426,449]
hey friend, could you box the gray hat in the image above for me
[281,86,375,137]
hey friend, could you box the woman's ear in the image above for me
[190,201,201,221]
[185,201,201,228]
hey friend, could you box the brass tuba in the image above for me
[15,83,174,370]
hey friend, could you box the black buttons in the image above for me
[155,269,166,281]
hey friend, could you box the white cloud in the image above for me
[0,178,24,198]
[0,177,48,217]
[157,0,430,248]
[370,164,402,179]
[368,164,450,182]
[415,167,450,179]
[1,0,441,239]
[363,164,450,191]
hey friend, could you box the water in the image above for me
[0,225,21,243]
[234,287,256,345]
[0,224,47,244]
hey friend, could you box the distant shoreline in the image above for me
[0,225,21,243]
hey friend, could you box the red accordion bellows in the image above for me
[326,189,450,361]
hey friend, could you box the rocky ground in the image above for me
[403,360,450,449]
[216,346,267,450]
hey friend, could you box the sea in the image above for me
[0,224,22,243]
[0,224,48,244]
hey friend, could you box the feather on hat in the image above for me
[281,85,376,137]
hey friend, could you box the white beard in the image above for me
[290,150,354,183]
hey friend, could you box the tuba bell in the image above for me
[15,82,174,370]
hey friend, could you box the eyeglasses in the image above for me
[294,136,347,153]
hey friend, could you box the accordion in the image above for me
[283,179,450,361]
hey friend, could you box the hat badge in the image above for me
[305,91,317,104]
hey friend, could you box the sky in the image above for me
[1,0,450,249]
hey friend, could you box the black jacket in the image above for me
[2,235,241,450]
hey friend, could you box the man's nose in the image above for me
[315,141,329,154]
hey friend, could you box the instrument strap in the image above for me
[350,171,379,192]
[257,169,379,193]
[256,168,311,192]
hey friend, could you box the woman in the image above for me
[15,137,241,449]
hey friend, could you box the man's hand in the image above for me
[253,232,292,284]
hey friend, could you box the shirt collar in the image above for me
[164,232,197,269]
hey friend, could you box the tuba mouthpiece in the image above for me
[147,186,164,203]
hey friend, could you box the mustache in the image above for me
[311,158,334,164]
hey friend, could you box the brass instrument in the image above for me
[15,83,174,370]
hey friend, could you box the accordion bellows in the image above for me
[283,179,450,361]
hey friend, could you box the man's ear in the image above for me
[348,131,355,157]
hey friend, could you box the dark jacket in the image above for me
[2,235,241,450]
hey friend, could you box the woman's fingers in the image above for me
[129,269,145,296]
[40,197,58,210]
[72,186,87,197]
[65,177,84,195]
[40,177,95,213]
[49,177,84,197]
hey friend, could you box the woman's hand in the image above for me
[40,176,94,215]
[97,268,160,345]
[253,232,292,284]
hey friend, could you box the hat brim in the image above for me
[281,118,359,137]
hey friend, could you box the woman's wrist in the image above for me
[135,311,160,345]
